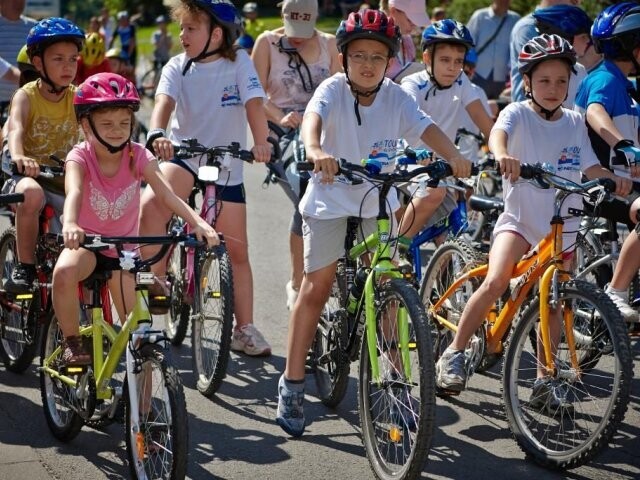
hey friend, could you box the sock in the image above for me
[606,285,626,297]
[283,376,305,390]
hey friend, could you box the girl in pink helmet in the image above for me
[52,72,219,366]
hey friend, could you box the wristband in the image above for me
[613,139,634,151]
[145,128,166,152]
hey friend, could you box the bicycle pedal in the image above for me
[436,386,461,397]
[63,365,88,375]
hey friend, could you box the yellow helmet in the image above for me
[82,32,105,67]
[17,44,30,65]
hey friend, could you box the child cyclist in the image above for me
[436,34,631,409]
[52,73,219,365]
[75,32,111,84]
[3,17,84,294]
[575,2,640,323]
[140,0,273,356]
[276,9,472,437]
[399,19,494,240]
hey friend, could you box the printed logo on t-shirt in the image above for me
[557,146,581,172]
[246,75,262,91]
[89,181,137,221]
[221,84,242,107]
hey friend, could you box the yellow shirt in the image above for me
[20,80,79,192]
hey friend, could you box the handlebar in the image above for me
[172,137,281,165]
[10,159,64,178]
[0,193,24,207]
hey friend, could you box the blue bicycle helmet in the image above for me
[464,48,478,65]
[421,19,474,51]
[193,0,243,43]
[533,5,592,41]
[592,1,640,58]
[26,17,84,58]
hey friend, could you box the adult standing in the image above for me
[0,0,37,109]
[98,7,114,47]
[466,0,520,99]
[380,0,431,81]
[509,0,581,102]
[109,11,137,76]
[252,0,341,310]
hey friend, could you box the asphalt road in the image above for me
[0,151,638,480]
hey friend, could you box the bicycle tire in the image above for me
[0,227,39,373]
[502,280,632,469]
[163,219,190,346]
[140,67,160,100]
[192,244,234,397]
[125,343,188,480]
[358,279,435,480]
[312,259,351,408]
[420,239,488,374]
[39,313,85,441]
[463,174,497,244]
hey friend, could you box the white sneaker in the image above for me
[605,286,639,323]
[231,324,272,356]
[286,281,299,310]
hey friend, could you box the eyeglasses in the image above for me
[348,52,389,67]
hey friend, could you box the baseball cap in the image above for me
[389,0,430,28]
[243,2,258,14]
[278,0,318,39]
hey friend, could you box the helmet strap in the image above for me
[39,57,66,95]
[88,115,134,154]
[182,20,223,75]
[527,89,562,120]
[426,44,457,91]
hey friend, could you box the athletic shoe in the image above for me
[435,348,466,392]
[276,374,305,437]
[605,285,638,323]
[529,377,573,415]
[231,324,272,356]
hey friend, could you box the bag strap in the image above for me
[476,14,508,57]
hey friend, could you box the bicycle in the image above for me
[422,164,633,469]
[301,155,442,480]
[0,163,64,373]
[139,61,163,100]
[39,233,193,479]
[158,138,279,397]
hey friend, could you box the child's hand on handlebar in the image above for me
[251,142,272,163]
[497,153,521,181]
[11,155,40,177]
[62,222,85,250]
[152,137,174,161]
[448,154,472,178]
[307,147,338,184]
[612,175,633,197]
[192,220,220,247]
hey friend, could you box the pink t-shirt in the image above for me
[66,142,154,240]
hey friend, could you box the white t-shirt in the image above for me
[400,70,481,145]
[459,83,492,162]
[492,101,599,247]
[566,63,587,110]
[156,49,265,185]
[300,73,433,219]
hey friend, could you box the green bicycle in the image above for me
[300,154,456,480]
[39,232,195,480]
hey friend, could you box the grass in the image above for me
[134,15,343,61]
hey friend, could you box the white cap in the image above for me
[389,0,430,28]
[279,0,318,39]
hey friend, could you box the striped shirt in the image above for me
[0,15,37,102]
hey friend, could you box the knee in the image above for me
[415,187,447,207]
[17,183,44,213]
[479,274,510,299]
[53,264,80,291]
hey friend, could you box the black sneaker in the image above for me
[4,263,36,294]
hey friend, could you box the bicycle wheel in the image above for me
[140,67,160,100]
[573,229,612,289]
[125,343,188,480]
[358,279,435,480]
[163,221,190,346]
[311,259,350,408]
[39,313,85,441]
[0,227,39,373]
[420,239,489,373]
[502,280,632,469]
[192,244,234,397]
[463,174,498,243]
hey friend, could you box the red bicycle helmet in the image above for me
[518,33,576,75]
[336,9,401,57]
[74,72,140,118]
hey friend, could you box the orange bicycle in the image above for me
[422,164,633,469]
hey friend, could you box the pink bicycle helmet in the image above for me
[74,72,140,118]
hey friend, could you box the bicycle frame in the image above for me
[41,285,153,400]
[429,184,590,375]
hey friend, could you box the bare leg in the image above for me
[52,248,97,338]
[450,232,530,351]
[285,261,337,380]
[290,231,304,290]
[399,186,446,239]
[14,178,44,264]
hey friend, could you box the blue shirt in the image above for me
[509,12,537,103]
[575,60,640,174]
[466,7,520,83]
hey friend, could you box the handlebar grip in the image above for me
[597,177,618,193]
[297,162,314,172]
[267,136,281,163]
[519,163,537,180]
[0,193,25,206]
